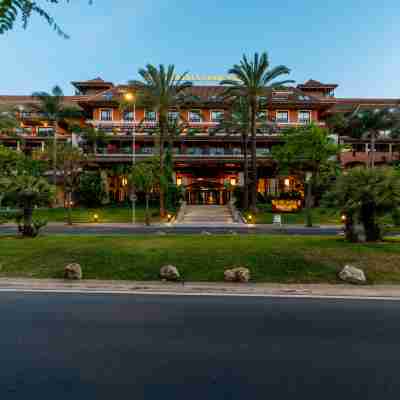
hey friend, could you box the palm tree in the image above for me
[127,65,192,218]
[73,125,108,155]
[345,107,399,168]
[31,86,81,204]
[221,52,293,212]
[215,97,275,210]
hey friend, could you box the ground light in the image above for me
[341,214,347,223]
[93,213,99,223]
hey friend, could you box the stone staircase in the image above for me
[177,205,235,225]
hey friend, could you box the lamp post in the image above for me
[124,92,136,224]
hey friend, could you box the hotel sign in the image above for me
[179,74,241,82]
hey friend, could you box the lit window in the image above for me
[276,111,289,123]
[189,110,202,123]
[100,109,112,121]
[299,111,311,123]
[145,110,157,122]
[168,111,179,122]
[211,110,224,122]
[123,111,134,121]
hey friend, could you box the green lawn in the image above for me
[0,235,399,283]
[34,205,160,224]
[251,207,342,225]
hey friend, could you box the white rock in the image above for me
[64,263,82,280]
[339,265,366,284]
[160,265,180,281]
[224,267,251,283]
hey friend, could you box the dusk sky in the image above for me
[1,0,399,98]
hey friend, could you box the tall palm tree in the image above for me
[221,52,293,212]
[128,65,192,217]
[215,97,275,209]
[31,86,81,204]
[0,107,18,134]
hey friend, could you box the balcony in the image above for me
[341,151,400,167]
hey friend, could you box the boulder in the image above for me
[201,231,212,235]
[64,263,82,280]
[224,267,251,283]
[160,265,180,281]
[156,231,167,236]
[338,265,366,284]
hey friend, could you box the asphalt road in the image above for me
[1,293,400,399]
[0,224,344,235]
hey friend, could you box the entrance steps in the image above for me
[177,205,238,225]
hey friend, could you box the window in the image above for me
[37,127,54,137]
[211,110,224,122]
[188,110,202,123]
[123,111,134,121]
[168,111,179,122]
[276,111,289,123]
[298,111,311,123]
[145,110,157,122]
[100,109,112,121]
[257,110,267,120]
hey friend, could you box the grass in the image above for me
[33,205,160,224]
[0,235,399,283]
[251,206,341,225]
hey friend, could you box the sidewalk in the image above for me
[1,278,400,299]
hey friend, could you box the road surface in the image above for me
[1,292,400,399]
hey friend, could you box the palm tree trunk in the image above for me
[242,132,249,210]
[250,98,257,213]
[145,193,150,226]
[370,133,376,168]
[159,114,166,218]
[23,201,34,237]
[66,191,72,225]
[305,176,313,227]
[53,121,58,207]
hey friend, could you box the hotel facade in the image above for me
[1,77,399,208]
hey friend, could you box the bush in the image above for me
[77,172,108,207]
[393,208,400,226]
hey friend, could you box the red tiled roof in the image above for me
[298,79,338,89]
[0,95,87,108]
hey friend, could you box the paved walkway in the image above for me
[2,278,400,299]
[176,205,237,225]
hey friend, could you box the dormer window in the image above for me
[100,109,112,121]
[276,111,289,123]
[298,111,311,123]
[211,110,224,122]
[189,110,202,123]
[145,110,157,122]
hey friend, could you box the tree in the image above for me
[221,52,293,212]
[325,167,400,242]
[31,85,82,203]
[12,175,54,236]
[77,171,108,207]
[72,125,108,154]
[42,142,85,224]
[332,107,399,168]
[130,160,158,225]
[215,97,275,210]
[0,146,54,236]
[273,123,340,227]
[125,65,192,217]
[0,0,92,38]
[0,106,18,134]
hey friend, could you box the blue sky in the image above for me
[1,0,399,97]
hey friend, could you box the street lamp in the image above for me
[124,92,136,224]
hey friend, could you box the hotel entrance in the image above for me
[185,181,231,205]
